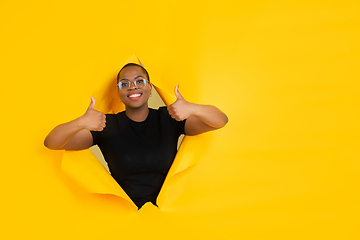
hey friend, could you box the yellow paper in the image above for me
[1,0,359,239]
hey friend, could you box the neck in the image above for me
[125,105,149,122]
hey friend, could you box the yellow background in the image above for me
[1,0,359,239]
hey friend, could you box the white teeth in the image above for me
[129,93,141,98]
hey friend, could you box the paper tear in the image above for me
[61,55,206,209]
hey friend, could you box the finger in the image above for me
[167,105,174,114]
[168,102,174,110]
[175,85,183,100]
[168,108,175,116]
[169,111,175,119]
[89,96,95,109]
[175,116,182,121]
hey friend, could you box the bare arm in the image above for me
[167,85,228,136]
[44,97,106,150]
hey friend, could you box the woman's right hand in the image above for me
[79,96,106,131]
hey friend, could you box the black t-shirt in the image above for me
[90,107,186,209]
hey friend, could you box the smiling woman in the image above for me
[44,62,228,209]
[116,63,153,119]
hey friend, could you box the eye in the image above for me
[120,81,129,88]
[136,79,145,84]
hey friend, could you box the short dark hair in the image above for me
[117,63,150,83]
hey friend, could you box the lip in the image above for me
[127,92,143,101]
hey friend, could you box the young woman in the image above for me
[44,63,228,209]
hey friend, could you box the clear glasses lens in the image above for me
[135,79,146,88]
[118,78,147,90]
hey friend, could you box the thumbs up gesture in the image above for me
[167,85,194,121]
[80,96,106,131]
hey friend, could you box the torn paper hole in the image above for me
[61,55,207,210]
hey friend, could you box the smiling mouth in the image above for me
[128,93,142,100]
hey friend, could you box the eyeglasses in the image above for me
[117,78,148,90]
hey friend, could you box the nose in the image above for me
[128,81,138,90]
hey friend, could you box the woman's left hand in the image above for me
[167,85,194,121]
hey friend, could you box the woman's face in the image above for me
[118,65,152,109]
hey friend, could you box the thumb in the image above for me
[88,96,95,109]
[175,85,183,100]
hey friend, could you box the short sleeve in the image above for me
[90,130,100,146]
[158,106,186,136]
[177,117,186,135]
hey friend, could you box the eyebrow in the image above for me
[120,75,144,81]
